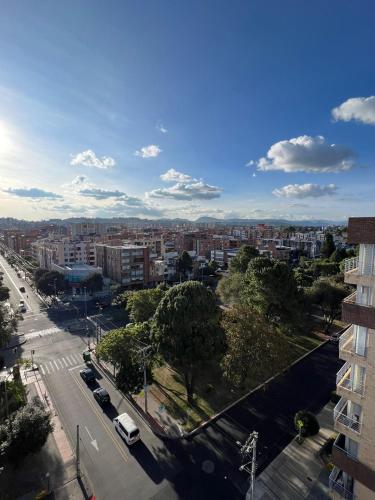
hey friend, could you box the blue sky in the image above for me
[0,0,374,221]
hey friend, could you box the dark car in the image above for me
[80,368,96,383]
[19,286,25,293]
[93,387,110,406]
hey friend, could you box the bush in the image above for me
[294,410,320,437]
[330,390,340,404]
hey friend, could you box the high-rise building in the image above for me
[330,217,375,499]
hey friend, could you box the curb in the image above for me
[186,336,334,438]
[90,356,168,439]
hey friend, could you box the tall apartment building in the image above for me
[95,244,150,286]
[330,217,375,499]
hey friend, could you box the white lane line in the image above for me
[40,365,45,375]
[62,357,68,367]
[0,261,32,311]
[49,361,55,372]
[53,360,59,370]
[68,363,86,372]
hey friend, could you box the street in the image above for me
[1,253,342,500]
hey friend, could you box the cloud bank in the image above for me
[272,183,338,198]
[71,150,116,169]
[332,96,375,125]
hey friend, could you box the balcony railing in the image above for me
[333,433,358,461]
[334,398,362,434]
[329,467,354,500]
[336,362,365,396]
[344,257,359,273]
[339,326,367,358]
[343,291,357,304]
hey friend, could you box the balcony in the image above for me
[342,292,375,330]
[334,398,361,435]
[345,257,359,273]
[339,326,367,366]
[329,466,354,500]
[336,362,365,403]
[344,255,375,286]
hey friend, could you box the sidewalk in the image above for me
[254,402,335,500]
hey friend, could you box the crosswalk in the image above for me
[39,353,85,375]
[23,326,62,340]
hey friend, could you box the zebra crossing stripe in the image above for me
[67,355,75,365]
[40,365,45,375]
[45,364,50,374]
[49,361,54,371]
[62,357,68,367]
[56,359,64,369]
[53,360,59,370]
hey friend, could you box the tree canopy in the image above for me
[0,396,53,465]
[35,270,66,296]
[229,245,259,274]
[177,251,193,278]
[154,281,226,402]
[126,287,166,323]
[321,233,336,259]
[0,302,17,349]
[243,257,303,334]
[81,273,103,293]
[217,272,244,305]
[0,286,10,302]
[222,306,289,389]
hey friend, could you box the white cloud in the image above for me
[332,96,375,125]
[78,188,126,200]
[272,183,338,199]
[160,169,193,183]
[4,187,63,200]
[147,181,223,200]
[135,144,162,158]
[157,123,168,134]
[254,135,356,173]
[71,149,116,169]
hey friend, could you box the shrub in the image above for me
[294,410,320,437]
[330,390,340,404]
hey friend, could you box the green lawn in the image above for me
[152,331,324,431]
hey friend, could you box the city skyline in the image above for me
[1,1,375,221]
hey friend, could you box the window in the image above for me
[354,326,367,356]
[118,422,128,436]
[129,429,139,439]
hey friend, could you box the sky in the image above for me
[0,0,374,222]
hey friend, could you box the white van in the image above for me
[113,413,140,445]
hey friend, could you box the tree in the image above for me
[0,286,10,302]
[321,233,335,259]
[0,303,17,349]
[126,287,166,323]
[221,306,289,389]
[177,251,193,278]
[96,325,152,393]
[243,257,303,334]
[154,281,226,402]
[34,268,48,283]
[0,380,27,423]
[217,272,244,305]
[294,410,320,438]
[293,268,314,288]
[81,273,103,293]
[36,271,66,296]
[229,245,259,274]
[0,396,53,465]
[208,260,220,273]
[330,247,348,263]
[305,278,349,332]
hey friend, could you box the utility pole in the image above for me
[238,431,259,500]
[76,425,80,478]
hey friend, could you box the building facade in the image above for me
[330,217,375,499]
[95,244,150,286]
[32,237,96,269]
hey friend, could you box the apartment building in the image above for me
[330,217,375,500]
[95,244,150,286]
[32,237,96,269]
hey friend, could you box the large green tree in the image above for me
[229,245,259,274]
[0,286,10,302]
[243,257,303,334]
[0,303,17,349]
[217,272,244,305]
[81,273,103,293]
[222,306,289,388]
[177,251,193,278]
[126,287,166,323]
[96,325,152,393]
[0,396,53,465]
[154,281,226,402]
[36,271,66,296]
[305,278,350,332]
[321,233,336,259]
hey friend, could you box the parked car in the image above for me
[114,413,140,446]
[18,300,26,313]
[19,286,25,293]
[79,368,95,383]
[93,387,110,406]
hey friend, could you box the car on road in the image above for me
[18,300,26,313]
[114,413,140,445]
[19,286,25,293]
[93,387,110,406]
[79,368,96,383]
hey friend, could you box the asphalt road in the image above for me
[1,253,343,499]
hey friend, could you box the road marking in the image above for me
[56,359,64,369]
[0,261,32,311]
[49,361,55,372]
[53,360,59,370]
[85,426,99,452]
[62,357,68,367]
[65,356,74,366]
[67,355,76,365]
[40,365,45,375]
[72,354,81,363]
[24,327,61,340]
[70,372,129,463]
[68,364,85,371]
